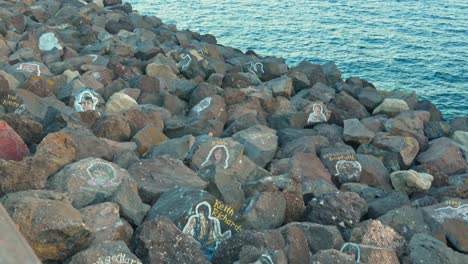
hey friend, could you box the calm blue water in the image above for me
[127,0,467,119]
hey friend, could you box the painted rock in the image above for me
[0,120,29,161]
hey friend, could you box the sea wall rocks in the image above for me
[0,0,466,263]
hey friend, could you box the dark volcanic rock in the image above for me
[367,191,411,218]
[305,192,368,229]
[408,234,468,264]
[69,241,141,264]
[238,191,286,230]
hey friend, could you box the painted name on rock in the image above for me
[92,253,141,264]
[74,88,99,112]
[435,203,468,222]
[307,103,328,124]
[183,200,241,260]
[1,94,21,109]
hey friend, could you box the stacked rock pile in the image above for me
[0,0,467,263]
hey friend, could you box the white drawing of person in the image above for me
[245,61,264,75]
[192,97,212,115]
[182,201,232,259]
[74,89,99,112]
[200,145,230,169]
[85,162,121,188]
[177,54,192,71]
[307,103,327,124]
[335,160,362,183]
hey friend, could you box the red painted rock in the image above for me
[0,121,29,161]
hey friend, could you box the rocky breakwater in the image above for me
[0,0,467,263]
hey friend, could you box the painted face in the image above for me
[314,105,322,113]
[80,99,94,111]
[214,148,223,162]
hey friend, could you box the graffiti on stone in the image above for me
[16,63,41,76]
[82,162,122,188]
[183,201,233,260]
[74,88,99,112]
[435,204,468,222]
[335,160,362,183]
[201,144,230,169]
[307,103,327,124]
[245,61,264,76]
[1,94,21,110]
[178,54,192,71]
[192,97,212,115]
[92,252,141,264]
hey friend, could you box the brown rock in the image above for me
[93,115,131,142]
[132,124,169,155]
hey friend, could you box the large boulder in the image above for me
[305,192,368,229]
[367,191,411,218]
[373,98,410,117]
[232,125,278,168]
[319,145,362,185]
[238,191,286,230]
[0,120,29,161]
[343,118,376,145]
[390,170,434,194]
[128,156,207,204]
[372,133,420,168]
[46,158,150,225]
[408,234,468,264]
[0,191,91,262]
[69,240,142,264]
[378,206,431,241]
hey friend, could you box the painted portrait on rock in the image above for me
[307,103,328,124]
[201,144,230,169]
[74,88,99,112]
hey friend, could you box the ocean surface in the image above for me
[127,0,467,119]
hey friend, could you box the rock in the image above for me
[287,153,334,186]
[189,137,243,171]
[343,118,376,145]
[385,111,429,150]
[232,125,278,168]
[416,137,466,186]
[305,192,368,229]
[79,202,133,246]
[291,61,328,86]
[332,91,369,124]
[421,199,468,253]
[21,76,56,97]
[123,105,166,136]
[103,0,123,7]
[319,145,362,185]
[378,206,431,241]
[0,190,91,262]
[276,128,318,145]
[408,234,468,264]
[311,249,355,264]
[340,183,387,202]
[258,76,293,98]
[46,158,150,225]
[259,58,288,81]
[288,71,310,92]
[267,112,308,130]
[38,32,63,52]
[0,132,76,195]
[424,121,451,140]
[372,133,420,168]
[367,192,411,218]
[132,216,211,263]
[223,72,261,88]
[361,115,389,134]
[415,99,444,121]
[276,135,328,159]
[0,120,29,161]
[357,87,384,111]
[314,123,345,145]
[320,62,342,85]
[62,128,113,161]
[373,98,409,117]
[146,63,177,79]
[279,225,311,263]
[128,156,207,204]
[350,220,407,258]
[69,241,142,264]
[132,124,169,155]
[0,114,43,146]
[146,135,195,160]
[390,170,434,194]
[357,154,392,191]
[105,92,138,114]
[92,115,132,142]
[450,117,468,132]
[282,222,345,254]
[239,191,286,230]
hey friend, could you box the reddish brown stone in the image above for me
[0,120,29,161]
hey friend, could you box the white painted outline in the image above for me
[14,104,26,114]
[182,201,232,247]
[179,54,192,71]
[84,162,121,188]
[87,54,98,62]
[192,97,212,115]
[435,204,468,222]
[201,144,230,169]
[16,63,41,76]
[246,61,265,75]
[74,89,99,112]
[307,103,327,124]
[260,254,274,264]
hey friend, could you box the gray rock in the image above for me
[319,145,361,185]
[373,98,409,117]
[378,206,430,241]
[305,191,368,229]
[408,234,468,264]
[367,191,411,218]
[311,249,355,264]
[128,156,207,204]
[146,135,195,160]
[232,125,278,168]
[276,135,328,159]
[372,133,420,168]
[357,87,384,111]
[239,191,286,230]
[320,62,342,85]
[276,128,318,146]
[340,183,387,202]
[46,158,150,225]
[424,121,451,140]
[257,76,293,98]
[282,222,345,254]
[357,154,392,191]
[267,112,308,130]
[343,118,376,144]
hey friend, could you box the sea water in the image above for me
[127,0,467,119]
